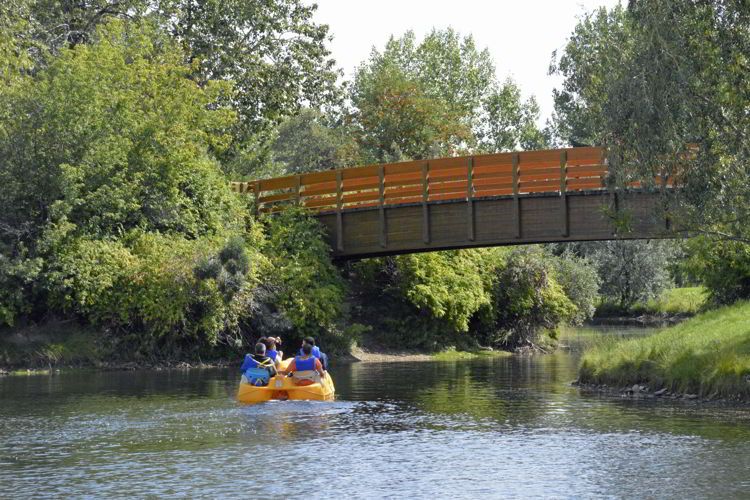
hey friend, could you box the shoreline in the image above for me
[0,347,502,375]
[573,381,750,405]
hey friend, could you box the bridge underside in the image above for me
[317,190,668,260]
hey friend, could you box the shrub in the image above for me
[481,247,576,349]
[683,237,750,306]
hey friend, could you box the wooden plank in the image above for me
[560,150,568,237]
[566,147,604,165]
[518,179,560,191]
[474,179,514,190]
[342,177,379,191]
[422,162,429,244]
[253,182,260,216]
[467,157,474,241]
[513,153,520,238]
[259,176,297,191]
[379,166,386,248]
[336,171,343,251]
[385,186,423,200]
[341,165,379,180]
[300,170,336,186]
[295,176,301,204]
[342,191,380,204]
[474,187,514,197]
[302,182,338,197]
[259,191,297,204]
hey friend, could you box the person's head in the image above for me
[263,337,276,350]
[303,336,315,347]
[255,343,266,355]
[301,343,312,356]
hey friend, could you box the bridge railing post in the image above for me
[378,166,386,248]
[560,150,568,237]
[422,162,430,244]
[467,156,475,241]
[336,171,343,251]
[512,153,520,238]
[253,182,260,216]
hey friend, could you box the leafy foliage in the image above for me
[683,237,750,307]
[262,206,347,338]
[551,1,750,242]
[349,28,546,163]
[478,248,576,349]
[272,108,362,175]
[589,240,676,309]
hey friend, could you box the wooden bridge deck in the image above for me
[231,147,671,259]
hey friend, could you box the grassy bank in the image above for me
[579,301,750,399]
[595,286,706,318]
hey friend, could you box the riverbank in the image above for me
[578,300,750,401]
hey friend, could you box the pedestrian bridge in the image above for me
[231,147,672,260]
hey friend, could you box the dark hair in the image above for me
[255,343,266,355]
[263,337,276,350]
[303,336,315,346]
[301,343,313,355]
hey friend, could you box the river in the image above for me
[1,332,749,499]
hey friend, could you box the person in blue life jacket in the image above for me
[240,343,277,386]
[261,336,283,366]
[280,343,326,386]
[299,336,328,370]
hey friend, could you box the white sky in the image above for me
[311,0,622,124]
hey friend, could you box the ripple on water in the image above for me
[1,359,750,498]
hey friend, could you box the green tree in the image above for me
[350,28,546,162]
[479,247,576,350]
[683,237,750,306]
[590,240,675,309]
[0,20,243,328]
[272,108,362,175]
[551,1,750,242]
[152,0,342,176]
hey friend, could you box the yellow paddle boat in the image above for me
[236,358,335,404]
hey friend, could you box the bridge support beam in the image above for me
[319,190,669,260]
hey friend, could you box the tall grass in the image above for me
[579,301,750,398]
[596,286,706,317]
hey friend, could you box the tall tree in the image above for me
[349,28,545,163]
[154,0,341,175]
[551,1,750,241]
[11,0,342,177]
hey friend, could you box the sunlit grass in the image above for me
[579,301,750,398]
[596,286,707,317]
[432,349,511,361]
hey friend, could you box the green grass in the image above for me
[0,323,108,370]
[579,300,750,398]
[432,348,512,361]
[596,286,707,317]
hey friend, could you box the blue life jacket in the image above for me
[242,355,274,386]
[294,356,317,372]
[267,349,278,361]
[299,346,321,358]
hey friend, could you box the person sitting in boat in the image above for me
[282,343,326,386]
[240,343,277,386]
[299,336,328,370]
[262,336,283,365]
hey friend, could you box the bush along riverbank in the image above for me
[577,301,750,402]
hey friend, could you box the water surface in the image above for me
[1,342,749,499]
